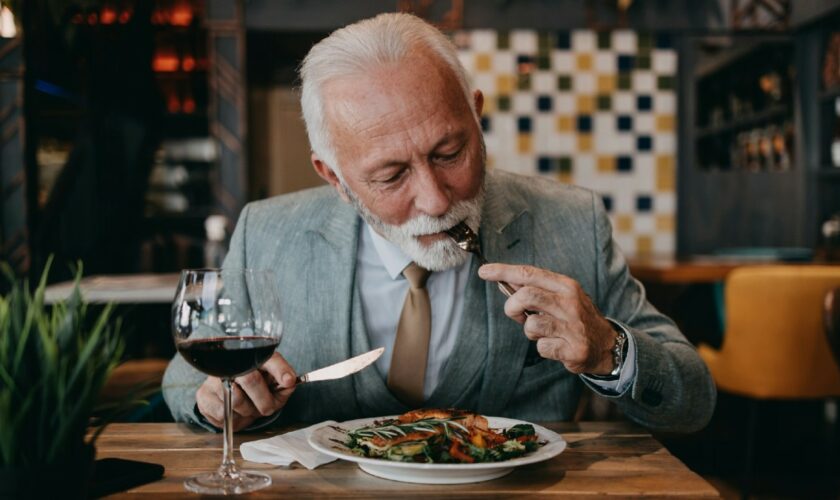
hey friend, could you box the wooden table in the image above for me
[628,256,774,284]
[95,422,720,498]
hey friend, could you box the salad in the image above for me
[339,409,542,463]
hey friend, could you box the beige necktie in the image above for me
[387,263,432,407]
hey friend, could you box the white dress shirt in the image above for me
[356,222,636,401]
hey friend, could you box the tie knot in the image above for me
[402,262,431,289]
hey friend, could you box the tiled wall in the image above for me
[454,30,677,257]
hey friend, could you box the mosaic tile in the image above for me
[572,31,596,51]
[456,29,677,257]
[613,31,637,52]
[511,30,537,52]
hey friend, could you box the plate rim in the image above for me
[307,415,567,471]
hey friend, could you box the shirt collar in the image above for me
[365,223,413,280]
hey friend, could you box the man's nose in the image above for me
[412,167,451,217]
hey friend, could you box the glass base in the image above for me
[184,470,271,495]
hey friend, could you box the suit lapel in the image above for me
[476,172,535,416]
[299,198,362,419]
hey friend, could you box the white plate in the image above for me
[308,415,567,484]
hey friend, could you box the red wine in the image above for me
[177,336,279,378]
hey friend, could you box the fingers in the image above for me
[260,353,298,392]
[196,377,259,430]
[478,264,578,294]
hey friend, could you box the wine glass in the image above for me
[172,268,282,495]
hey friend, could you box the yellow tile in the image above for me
[556,115,573,132]
[597,74,615,93]
[656,114,674,132]
[597,156,614,173]
[476,53,491,71]
[616,215,634,232]
[656,155,675,191]
[487,155,495,168]
[656,214,675,232]
[518,134,532,153]
[577,95,594,113]
[577,53,592,70]
[637,235,653,256]
[557,172,573,184]
[578,134,593,152]
[497,74,514,94]
[483,98,496,113]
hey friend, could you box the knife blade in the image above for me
[267,347,384,392]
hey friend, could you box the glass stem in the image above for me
[219,378,238,478]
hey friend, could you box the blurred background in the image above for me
[2,0,840,497]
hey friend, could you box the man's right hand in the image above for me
[196,352,296,431]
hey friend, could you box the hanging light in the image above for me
[0,5,17,38]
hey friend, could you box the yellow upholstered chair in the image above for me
[699,266,840,399]
[698,265,840,496]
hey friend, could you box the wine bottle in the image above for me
[832,97,840,168]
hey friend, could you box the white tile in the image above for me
[653,233,675,255]
[533,115,556,151]
[470,30,496,52]
[633,71,656,93]
[655,192,676,213]
[654,134,676,154]
[635,114,655,133]
[594,52,616,73]
[612,30,637,52]
[457,52,474,74]
[517,154,536,176]
[492,52,516,74]
[654,93,676,114]
[613,92,635,113]
[532,72,556,93]
[652,50,677,74]
[593,112,614,132]
[473,73,496,95]
[511,30,537,53]
[613,233,636,257]
[554,94,575,113]
[634,214,656,233]
[552,52,574,73]
[573,72,596,93]
[613,191,634,214]
[542,133,575,154]
[611,134,635,154]
[512,93,535,113]
[634,154,655,187]
[572,30,596,52]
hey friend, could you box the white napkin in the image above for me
[240,421,338,470]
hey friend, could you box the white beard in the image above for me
[342,182,484,272]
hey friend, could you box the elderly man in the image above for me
[163,13,715,433]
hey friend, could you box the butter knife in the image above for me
[268,347,384,391]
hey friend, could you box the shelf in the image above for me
[695,105,790,139]
[695,37,791,79]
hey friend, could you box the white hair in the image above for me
[299,12,475,177]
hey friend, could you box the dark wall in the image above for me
[244,0,727,32]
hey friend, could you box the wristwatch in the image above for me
[586,320,628,381]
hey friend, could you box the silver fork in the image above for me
[445,222,534,317]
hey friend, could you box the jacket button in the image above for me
[641,388,662,407]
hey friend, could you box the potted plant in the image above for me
[0,260,124,499]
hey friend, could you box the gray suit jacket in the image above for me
[163,170,715,433]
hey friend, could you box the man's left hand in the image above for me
[478,263,617,375]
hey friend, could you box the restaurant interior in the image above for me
[2,0,840,497]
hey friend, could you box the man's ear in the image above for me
[311,153,350,202]
[473,89,484,119]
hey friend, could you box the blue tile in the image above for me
[517,116,532,133]
[655,33,673,49]
[637,95,652,111]
[555,31,571,49]
[617,115,633,131]
[636,195,653,212]
[480,116,491,132]
[537,157,553,173]
[617,156,633,172]
[576,115,592,132]
[602,195,613,212]
[517,54,534,65]
[637,135,652,151]
[537,95,553,112]
[617,55,635,72]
